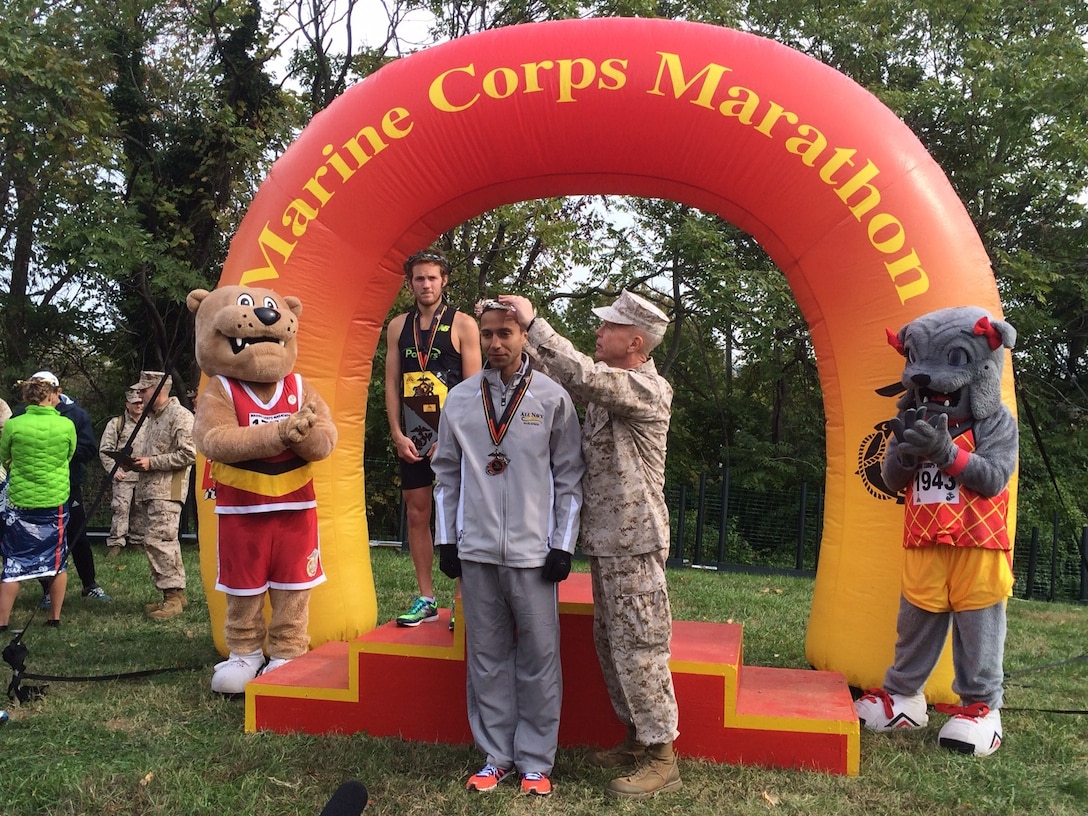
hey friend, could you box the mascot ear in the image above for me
[187,289,211,315]
[285,295,303,318]
[972,315,1017,351]
[992,318,1016,351]
[886,328,907,356]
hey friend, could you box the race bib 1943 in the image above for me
[912,461,960,505]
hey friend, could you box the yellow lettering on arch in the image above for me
[239,223,297,285]
[648,52,732,110]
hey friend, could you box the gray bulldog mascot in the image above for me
[855,305,1017,757]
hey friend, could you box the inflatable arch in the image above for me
[199,17,1015,699]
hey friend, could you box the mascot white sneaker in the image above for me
[855,689,929,731]
[937,703,1002,756]
[210,649,267,695]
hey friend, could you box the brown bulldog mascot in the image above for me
[187,286,337,694]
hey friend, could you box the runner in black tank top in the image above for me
[383,250,481,629]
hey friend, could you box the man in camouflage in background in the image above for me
[500,290,680,800]
[128,371,195,621]
[98,389,147,557]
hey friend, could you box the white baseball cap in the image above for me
[30,370,60,388]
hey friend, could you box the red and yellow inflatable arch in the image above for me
[200,18,1014,700]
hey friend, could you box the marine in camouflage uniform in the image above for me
[128,371,195,620]
[98,390,147,555]
[500,290,681,800]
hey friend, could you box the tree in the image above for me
[751,0,1088,531]
[102,0,294,398]
[0,1,120,395]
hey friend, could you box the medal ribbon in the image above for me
[481,362,533,449]
[413,305,446,371]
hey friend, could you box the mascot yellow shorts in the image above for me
[902,546,1014,613]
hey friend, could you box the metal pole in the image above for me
[795,482,808,571]
[1050,512,1059,602]
[1024,526,1039,601]
[716,465,730,569]
[399,498,408,553]
[693,472,707,567]
[1080,527,1088,604]
[668,485,688,568]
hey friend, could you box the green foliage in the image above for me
[4,0,1088,542]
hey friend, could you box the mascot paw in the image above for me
[279,405,316,445]
[854,689,929,732]
[210,649,266,694]
[899,412,955,466]
[937,704,1002,757]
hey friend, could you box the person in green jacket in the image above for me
[0,375,77,628]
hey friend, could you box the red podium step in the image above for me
[245,573,859,775]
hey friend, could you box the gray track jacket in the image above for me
[432,357,584,567]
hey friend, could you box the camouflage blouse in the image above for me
[528,319,672,557]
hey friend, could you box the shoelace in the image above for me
[475,764,505,779]
[935,702,991,719]
[523,772,545,781]
[860,688,895,718]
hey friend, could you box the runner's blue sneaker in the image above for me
[396,596,438,627]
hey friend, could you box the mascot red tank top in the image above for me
[209,374,316,514]
[903,430,1011,551]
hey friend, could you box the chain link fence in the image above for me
[82,459,1087,604]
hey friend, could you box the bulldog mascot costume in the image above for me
[856,305,1018,757]
[187,286,337,694]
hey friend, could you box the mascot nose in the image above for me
[253,307,281,326]
[911,373,931,387]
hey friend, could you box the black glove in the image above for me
[542,548,572,582]
[438,544,462,579]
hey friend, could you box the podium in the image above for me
[245,573,859,775]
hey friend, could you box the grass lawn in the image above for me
[1,544,1086,815]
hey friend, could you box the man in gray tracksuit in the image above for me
[432,300,584,797]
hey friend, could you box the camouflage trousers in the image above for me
[107,478,141,548]
[131,498,186,591]
[590,549,679,746]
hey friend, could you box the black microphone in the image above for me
[319,780,368,816]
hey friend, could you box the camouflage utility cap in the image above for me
[130,370,170,391]
[592,290,669,341]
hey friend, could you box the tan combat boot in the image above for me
[605,741,682,800]
[587,726,645,769]
[147,589,187,620]
[144,589,188,613]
